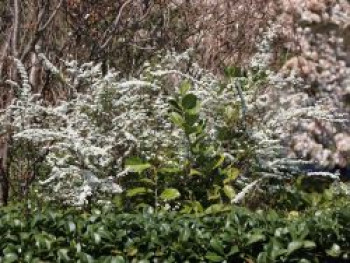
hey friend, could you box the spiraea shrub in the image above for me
[0,50,346,210]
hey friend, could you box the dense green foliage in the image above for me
[0,201,350,263]
[121,82,243,212]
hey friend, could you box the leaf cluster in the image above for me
[0,202,350,262]
[122,82,240,211]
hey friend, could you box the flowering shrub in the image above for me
[0,52,243,206]
[0,48,346,208]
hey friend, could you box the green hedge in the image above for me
[0,205,350,262]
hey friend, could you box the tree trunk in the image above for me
[0,140,9,206]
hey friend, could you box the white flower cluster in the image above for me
[3,46,345,206]
[1,51,246,206]
[250,23,282,70]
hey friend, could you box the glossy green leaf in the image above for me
[126,187,152,197]
[223,185,236,200]
[168,99,181,111]
[223,167,240,184]
[184,112,199,126]
[182,94,198,110]
[139,178,156,185]
[126,163,151,174]
[189,168,202,176]
[205,252,224,262]
[3,253,18,263]
[160,188,181,201]
[111,256,126,263]
[94,233,101,244]
[326,244,341,257]
[212,154,225,170]
[210,239,224,255]
[228,245,239,256]
[247,234,265,245]
[205,204,227,214]
[287,241,303,255]
[303,240,316,249]
[170,112,184,127]
[207,185,221,201]
[127,247,138,257]
[180,81,191,95]
[158,167,182,174]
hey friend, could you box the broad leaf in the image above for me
[180,81,191,95]
[189,169,202,176]
[158,167,182,174]
[182,94,198,110]
[160,188,181,201]
[247,234,265,245]
[303,240,316,249]
[170,112,184,127]
[223,185,236,200]
[205,252,224,262]
[326,244,341,257]
[223,167,240,184]
[212,154,225,170]
[210,239,224,255]
[125,158,152,173]
[287,241,303,255]
[3,253,18,263]
[126,187,152,197]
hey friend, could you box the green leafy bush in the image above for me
[0,201,349,262]
[122,82,240,212]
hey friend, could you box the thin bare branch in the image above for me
[11,0,20,57]
[0,33,11,79]
[38,0,63,32]
[21,0,63,61]
[100,0,133,50]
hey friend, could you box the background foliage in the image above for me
[0,0,349,261]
